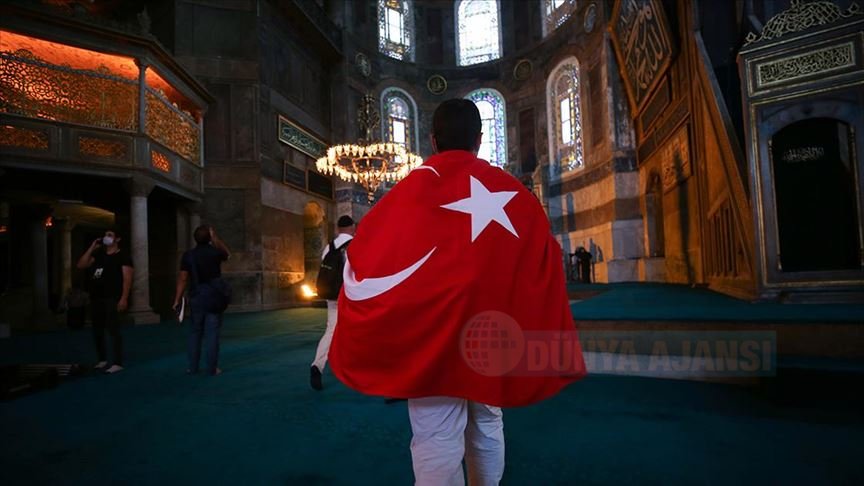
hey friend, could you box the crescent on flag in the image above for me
[330,150,586,407]
[342,247,437,301]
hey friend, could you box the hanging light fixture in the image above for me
[316,93,422,202]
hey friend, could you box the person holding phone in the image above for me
[76,228,134,374]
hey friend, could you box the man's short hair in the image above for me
[104,228,120,238]
[193,225,212,245]
[432,99,482,152]
[337,215,355,228]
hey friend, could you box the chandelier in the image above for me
[316,93,422,202]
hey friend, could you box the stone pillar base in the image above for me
[128,309,161,325]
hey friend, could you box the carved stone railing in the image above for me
[0,47,202,165]
[144,87,200,163]
[0,49,138,131]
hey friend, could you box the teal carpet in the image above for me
[1,309,862,485]
[569,283,864,322]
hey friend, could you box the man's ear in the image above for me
[474,132,483,153]
[430,134,438,154]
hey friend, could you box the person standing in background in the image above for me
[173,225,231,376]
[310,215,355,391]
[76,229,133,374]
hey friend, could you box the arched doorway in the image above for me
[770,118,860,272]
[303,202,327,283]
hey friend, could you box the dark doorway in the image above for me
[770,118,860,272]
[148,188,181,320]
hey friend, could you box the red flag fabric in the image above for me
[329,150,586,407]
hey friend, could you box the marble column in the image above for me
[177,201,202,253]
[127,178,160,324]
[135,58,148,135]
[60,218,75,295]
[335,180,371,231]
[29,207,53,327]
[0,200,8,336]
[176,206,189,253]
[188,202,201,247]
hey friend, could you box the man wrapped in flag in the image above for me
[329,99,586,485]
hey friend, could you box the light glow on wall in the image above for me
[0,30,138,80]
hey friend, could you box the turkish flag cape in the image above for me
[329,150,586,407]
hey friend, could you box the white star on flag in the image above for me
[441,176,519,242]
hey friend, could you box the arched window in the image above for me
[465,89,507,167]
[456,0,501,66]
[547,58,584,172]
[378,0,414,61]
[381,88,418,152]
[542,0,577,37]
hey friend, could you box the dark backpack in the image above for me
[200,278,232,313]
[315,240,350,300]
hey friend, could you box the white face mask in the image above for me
[102,236,115,246]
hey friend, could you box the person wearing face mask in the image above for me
[76,229,134,374]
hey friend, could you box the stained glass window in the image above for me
[381,88,418,152]
[465,89,507,167]
[456,0,501,66]
[378,0,414,61]
[547,58,584,171]
[543,0,576,36]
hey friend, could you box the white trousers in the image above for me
[312,300,338,371]
[408,396,505,486]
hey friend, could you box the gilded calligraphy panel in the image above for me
[277,116,326,159]
[609,0,675,115]
[755,41,857,89]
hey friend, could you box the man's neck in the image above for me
[105,246,119,255]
